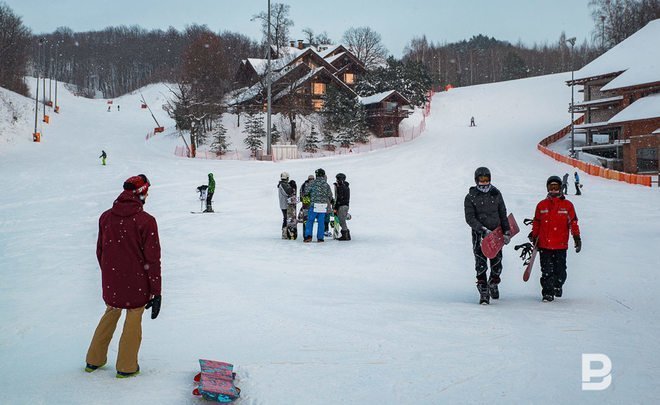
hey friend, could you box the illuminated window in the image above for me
[344,73,355,84]
[312,99,324,111]
[312,82,326,95]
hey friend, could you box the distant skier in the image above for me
[204,173,215,212]
[99,150,107,166]
[107,106,111,112]
[303,168,332,243]
[117,105,120,112]
[464,167,511,304]
[574,171,582,195]
[278,172,293,239]
[333,173,351,241]
[528,176,581,302]
[470,116,476,127]
[85,174,161,378]
[561,173,569,195]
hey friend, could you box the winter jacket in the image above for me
[278,180,293,209]
[334,181,350,208]
[208,174,216,193]
[562,174,569,185]
[306,176,333,205]
[531,195,580,250]
[96,191,161,309]
[464,185,510,234]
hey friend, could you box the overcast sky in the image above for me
[6,0,596,56]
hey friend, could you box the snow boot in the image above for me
[338,230,350,241]
[477,282,490,305]
[116,365,140,379]
[542,294,554,302]
[85,362,106,373]
[488,276,500,300]
[303,236,312,243]
[203,203,214,213]
[554,286,563,298]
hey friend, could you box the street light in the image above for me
[566,37,576,157]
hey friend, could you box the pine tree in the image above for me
[322,86,369,147]
[304,125,320,153]
[210,120,229,155]
[243,112,264,156]
[270,124,281,144]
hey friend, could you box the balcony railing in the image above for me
[365,108,411,118]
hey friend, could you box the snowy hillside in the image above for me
[1,73,659,404]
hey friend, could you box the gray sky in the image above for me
[6,0,596,56]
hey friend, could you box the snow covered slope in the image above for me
[0,74,659,404]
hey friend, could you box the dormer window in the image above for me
[344,73,355,84]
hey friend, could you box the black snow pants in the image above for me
[471,230,503,284]
[539,249,567,296]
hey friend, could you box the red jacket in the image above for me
[96,191,161,309]
[531,195,580,250]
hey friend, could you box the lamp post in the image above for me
[566,37,576,157]
[33,38,45,141]
[265,0,272,159]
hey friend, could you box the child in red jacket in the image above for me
[529,176,581,302]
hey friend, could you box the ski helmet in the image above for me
[123,174,150,197]
[474,167,491,184]
[315,168,325,177]
[336,173,346,182]
[280,171,289,180]
[546,175,562,187]
[546,175,563,196]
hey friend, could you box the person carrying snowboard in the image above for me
[333,173,351,241]
[86,174,161,378]
[528,176,581,302]
[464,167,511,304]
[303,168,332,243]
[287,178,298,239]
[204,173,215,212]
[574,171,582,195]
[99,150,107,166]
[278,172,293,239]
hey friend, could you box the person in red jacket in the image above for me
[85,174,162,378]
[529,176,581,302]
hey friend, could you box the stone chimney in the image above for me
[289,40,295,47]
[298,39,304,49]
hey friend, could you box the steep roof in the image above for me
[572,19,660,83]
[359,90,411,106]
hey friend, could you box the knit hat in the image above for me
[123,174,150,196]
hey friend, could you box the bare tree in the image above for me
[302,27,315,45]
[589,0,660,49]
[342,26,388,69]
[0,3,31,95]
[252,3,294,56]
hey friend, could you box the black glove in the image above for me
[479,227,490,237]
[574,236,582,253]
[145,295,161,319]
[528,231,536,243]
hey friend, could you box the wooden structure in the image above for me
[359,90,412,137]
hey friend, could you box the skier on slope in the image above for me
[278,172,294,239]
[464,167,511,304]
[86,174,161,378]
[204,173,215,212]
[333,173,351,241]
[303,168,332,243]
[99,150,107,166]
[528,176,581,302]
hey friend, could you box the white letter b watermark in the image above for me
[582,353,612,391]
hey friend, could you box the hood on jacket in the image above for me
[111,190,145,217]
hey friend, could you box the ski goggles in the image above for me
[547,183,561,191]
[477,175,490,184]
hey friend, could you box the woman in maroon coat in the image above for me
[85,174,162,378]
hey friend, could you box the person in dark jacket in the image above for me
[304,168,332,242]
[99,150,107,166]
[561,173,569,195]
[86,174,161,378]
[464,167,511,304]
[333,173,351,241]
[529,176,581,302]
[204,173,216,212]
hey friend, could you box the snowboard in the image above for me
[522,243,538,282]
[286,196,298,240]
[329,214,341,239]
[481,213,519,259]
[192,359,240,402]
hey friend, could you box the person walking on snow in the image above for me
[574,171,582,195]
[470,116,476,127]
[333,173,351,241]
[85,174,161,378]
[278,172,294,239]
[204,173,215,212]
[99,150,107,166]
[304,168,332,243]
[529,176,581,302]
[561,173,569,195]
[464,167,511,304]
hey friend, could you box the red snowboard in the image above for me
[480,213,519,259]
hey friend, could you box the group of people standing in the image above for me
[464,167,582,304]
[561,172,582,196]
[278,168,351,243]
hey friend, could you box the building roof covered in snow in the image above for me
[608,92,660,124]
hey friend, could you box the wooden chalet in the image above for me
[567,19,660,174]
[359,90,412,137]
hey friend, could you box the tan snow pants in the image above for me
[86,305,144,373]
